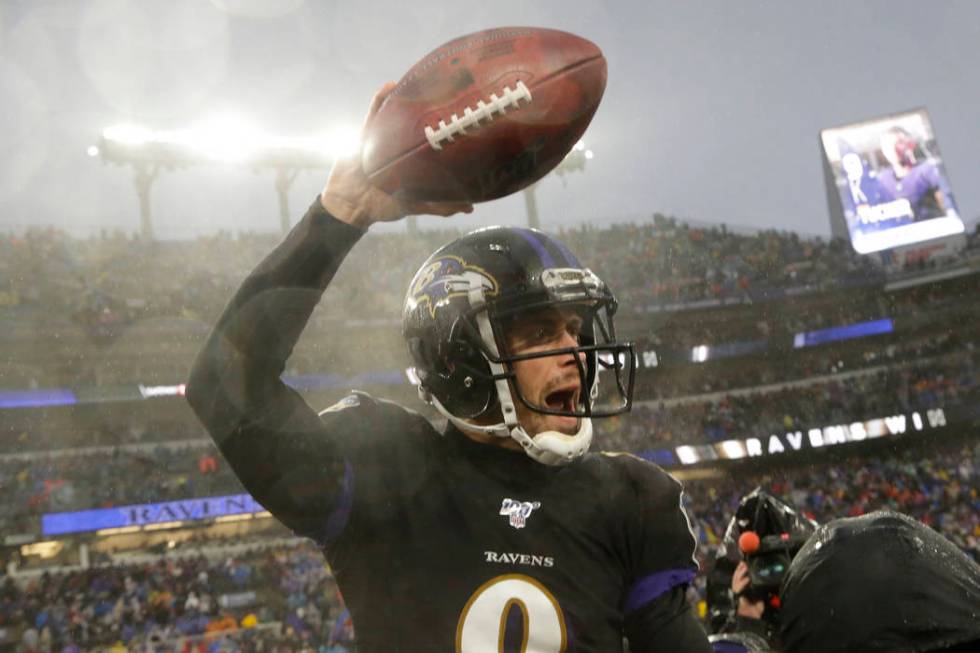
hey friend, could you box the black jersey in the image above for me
[187,199,711,653]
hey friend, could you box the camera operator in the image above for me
[707,488,816,653]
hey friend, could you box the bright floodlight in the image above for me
[562,140,590,163]
[103,123,153,146]
[98,117,361,170]
[187,116,261,163]
[86,145,100,157]
[309,124,362,159]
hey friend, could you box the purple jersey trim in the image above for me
[321,459,354,542]
[515,229,557,268]
[623,567,696,614]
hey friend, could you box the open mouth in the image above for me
[543,386,580,414]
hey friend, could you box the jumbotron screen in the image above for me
[821,108,963,254]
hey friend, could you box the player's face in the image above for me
[503,305,588,436]
[880,131,905,169]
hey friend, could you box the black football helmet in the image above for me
[403,225,636,465]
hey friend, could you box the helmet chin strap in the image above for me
[425,390,593,466]
[420,281,594,466]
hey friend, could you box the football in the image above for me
[362,27,607,203]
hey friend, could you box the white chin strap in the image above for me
[427,391,593,466]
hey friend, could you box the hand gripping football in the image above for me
[362,27,607,203]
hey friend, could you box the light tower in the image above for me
[523,140,594,229]
[92,121,358,239]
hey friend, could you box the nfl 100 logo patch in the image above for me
[499,498,541,529]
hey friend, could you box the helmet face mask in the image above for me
[403,226,636,464]
[481,297,634,419]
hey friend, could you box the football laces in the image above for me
[424,81,533,151]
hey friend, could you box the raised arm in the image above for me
[185,196,365,538]
[185,83,472,539]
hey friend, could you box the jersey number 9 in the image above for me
[456,574,567,652]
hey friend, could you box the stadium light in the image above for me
[20,540,64,559]
[103,123,154,146]
[99,118,356,168]
[96,117,361,238]
[523,139,594,229]
[185,115,261,163]
[312,124,362,159]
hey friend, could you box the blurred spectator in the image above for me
[0,440,973,650]
[0,543,344,652]
[5,212,965,339]
[2,348,976,535]
[599,347,978,450]
[683,440,979,564]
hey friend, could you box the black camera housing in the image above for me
[743,532,811,599]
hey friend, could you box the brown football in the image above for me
[362,27,607,203]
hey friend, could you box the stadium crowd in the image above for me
[0,445,234,535]
[2,218,979,651]
[565,216,885,308]
[6,213,972,339]
[600,347,977,450]
[3,346,976,533]
[685,439,979,565]
[0,438,975,652]
[640,327,974,400]
[1,543,353,653]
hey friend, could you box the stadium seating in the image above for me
[2,218,978,650]
[0,541,350,652]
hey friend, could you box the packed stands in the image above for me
[0,437,974,651]
[0,541,352,652]
[2,217,979,651]
[687,439,978,562]
[4,219,976,337]
[599,347,979,450]
[2,343,975,532]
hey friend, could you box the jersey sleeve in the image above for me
[311,391,437,543]
[611,455,707,650]
[185,197,429,543]
[625,586,713,653]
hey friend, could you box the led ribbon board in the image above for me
[42,493,266,536]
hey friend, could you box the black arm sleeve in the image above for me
[625,586,713,653]
[614,454,710,651]
[185,198,366,539]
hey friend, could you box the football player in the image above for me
[186,83,711,652]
